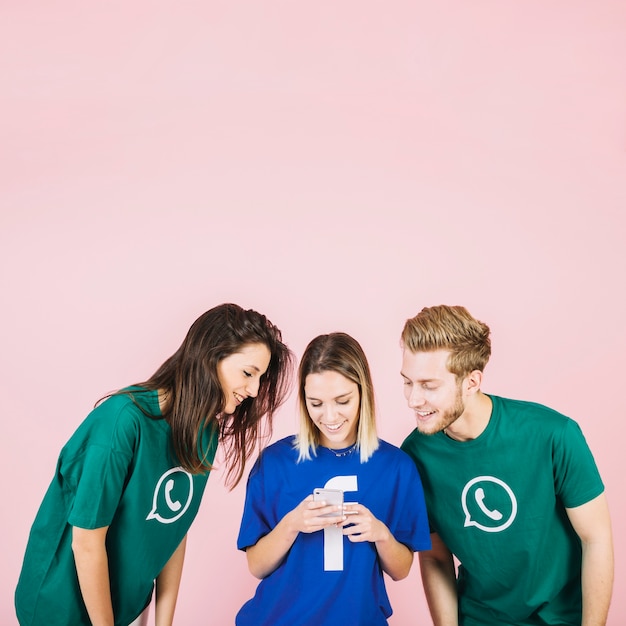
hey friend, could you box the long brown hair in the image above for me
[125,304,293,488]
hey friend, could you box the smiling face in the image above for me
[401,349,466,435]
[304,370,360,449]
[217,343,272,414]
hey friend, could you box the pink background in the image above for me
[1,1,625,623]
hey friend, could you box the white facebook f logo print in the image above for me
[321,475,358,571]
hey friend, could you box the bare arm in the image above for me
[418,532,458,626]
[245,496,344,579]
[71,526,115,626]
[566,493,614,626]
[341,504,414,580]
[375,534,413,581]
[154,534,188,626]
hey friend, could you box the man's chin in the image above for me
[416,422,442,436]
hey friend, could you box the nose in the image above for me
[245,377,261,398]
[408,386,426,408]
[323,404,339,422]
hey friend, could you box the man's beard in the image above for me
[419,386,465,436]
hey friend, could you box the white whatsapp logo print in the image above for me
[461,476,517,533]
[146,467,194,524]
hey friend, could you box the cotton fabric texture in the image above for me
[236,436,431,626]
[15,388,218,626]
[401,394,604,626]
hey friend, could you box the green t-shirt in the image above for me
[15,388,218,626]
[401,395,604,626]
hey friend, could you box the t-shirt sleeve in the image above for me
[237,456,272,551]
[63,406,137,529]
[400,436,438,535]
[386,453,432,552]
[553,418,604,509]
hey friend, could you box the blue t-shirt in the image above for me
[236,437,431,626]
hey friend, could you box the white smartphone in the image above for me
[313,488,343,517]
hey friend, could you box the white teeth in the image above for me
[233,392,245,403]
[325,423,343,431]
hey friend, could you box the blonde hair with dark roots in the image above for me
[295,332,379,463]
[401,305,491,378]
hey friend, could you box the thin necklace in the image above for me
[323,442,358,457]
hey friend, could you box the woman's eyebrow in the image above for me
[306,390,355,401]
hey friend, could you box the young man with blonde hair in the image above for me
[400,305,613,626]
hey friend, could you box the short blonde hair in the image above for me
[402,305,491,378]
[295,333,379,463]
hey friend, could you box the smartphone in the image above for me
[313,488,343,517]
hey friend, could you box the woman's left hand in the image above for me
[340,504,391,543]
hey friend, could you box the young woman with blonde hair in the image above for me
[236,332,430,625]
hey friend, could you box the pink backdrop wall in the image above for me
[2,1,624,623]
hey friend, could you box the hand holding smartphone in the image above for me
[313,488,343,517]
